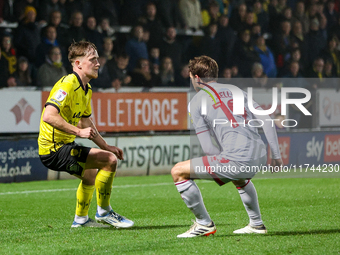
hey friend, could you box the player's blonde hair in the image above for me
[188,55,218,82]
[68,41,97,66]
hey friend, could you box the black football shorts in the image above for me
[40,142,91,178]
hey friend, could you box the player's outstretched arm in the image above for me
[43,105,95,139]
[253,112,282,162]
[79,117,124,160]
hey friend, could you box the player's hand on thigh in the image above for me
[106,145,124,160]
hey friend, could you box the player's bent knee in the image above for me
[171,162,191,182]
[171,163,185,178]
[232,179,247,187]
[107,153,117,166]
[101,152,117,172]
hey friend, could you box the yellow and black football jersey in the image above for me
[38,72,92,155]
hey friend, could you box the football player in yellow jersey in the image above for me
[38,41,134,228]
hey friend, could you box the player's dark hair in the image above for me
[188,55,218,82]
[68,40,97,65]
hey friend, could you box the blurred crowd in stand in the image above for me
[0,0,339,95]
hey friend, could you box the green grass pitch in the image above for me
[0,175,339,255]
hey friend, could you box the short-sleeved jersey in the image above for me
[38,72,92,155]
[189,82,267,162]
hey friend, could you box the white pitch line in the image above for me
[0,181,211,196]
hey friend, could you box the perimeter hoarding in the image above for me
[0,91,41,133]
[0,139,47,183]
[261,131,340,166]
[42,91,188,132]
[318,89,340,127]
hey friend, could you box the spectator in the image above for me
[321,36,340,76]
[2,0,18,22]
[292,1,309,34]
[1,35,17,75]
[142,27,150,46]
[253,1,269,33]
[97,17,116,41]
[268,0,280,34]
[93,0,118,26]
[200,22,221,65]
[6,77,17,87]
[231,65,241,78]
[130,58,161,87]
[216,15,236,69]
[324,59,337,77]
[220,67,232,83]
[283,60,303,77]
[89,53,112,90]
[280,7,293,25]
[48,10,69,49]
[330,15,340,40]
[283,48,305,76]
[107,53,132,90]
[254,35,277,78]
[230,3,247,32]
[239,11,255,33]
[57,0,69,25]
[37,0,60,24]
[14,6,41,64]
[85,16,103,53]
[102,37,114,61]
[125,25,149,72]
[159,27,183,75]
[291,21,308,64]
[201,0,220,27]
[119,0,148,26]
[157,0,186,29]
[324,0,338,33]
[175,64,190,87]
[12,56,32,87]
[0,46,9,88]
[232,29,261,77]
[159,56,175,86]
[179,0,203,31]
[14,0,39,22]
[36,46,67,87]
[249,62,268,88]
[305,19,327,63]
[282,61,310,128]
[250,24,262,44]
[138,2,164,49]
[149,47,160,75]
[307,4,320,26]
[306,58,325,90]
[272,20,292,70]
[67,11,86,45]
[277,0,288,14]
[35,25,59,68]
[63,0,83,24]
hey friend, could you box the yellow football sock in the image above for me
[75,181,95,217]
[95,170,115,208]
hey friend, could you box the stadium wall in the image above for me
[0,131,339,183]
[0,88,339,183]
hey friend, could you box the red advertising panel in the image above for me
[42,92,188,132]
[267,137,290,165]
[324,134,340,162]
